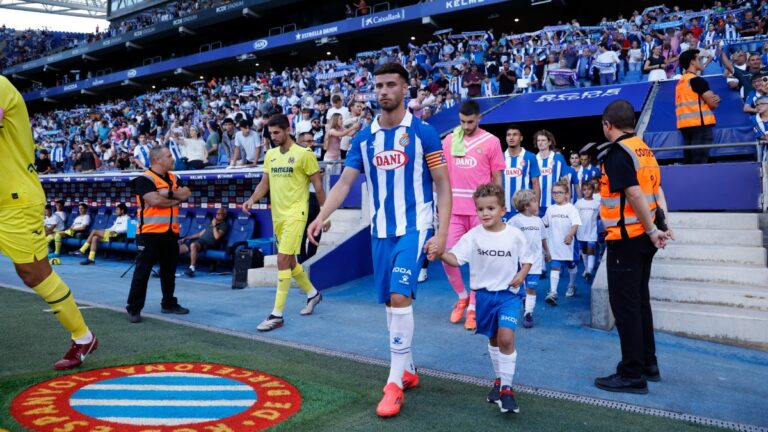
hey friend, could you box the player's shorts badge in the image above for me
[399,133,409,147]
[11,362,302,432]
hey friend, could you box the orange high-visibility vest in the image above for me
[675,72,716,129]
[600,135,660,241]
[135,170,179,235]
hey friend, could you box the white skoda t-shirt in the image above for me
[71,214,91,230]
[575,198,600,242]
[44,214,65,231]
[508,213,547,274]
[449,224,534,293]
[543,203,581,261]
[109,215,130,234]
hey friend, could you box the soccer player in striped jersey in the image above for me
[308,62,451,418]
[502,124,540,221]
[534,130,568,217]
[441,100,505,331]
[565,152,582,203]
[579,152,600,183]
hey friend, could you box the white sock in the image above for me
[524,294,536,315]
[306,288,318,298]
[498,350,518,388]
[270,309,283,317]
[587,255,595,273]
[75,330,93,345]
[550,270,560,294]
[467,304,476,312]
[386,306,392,330]
[488,344,500,378]
[190,265,195,271]
[568,266,578,285]
[457,290,469,300]
[387,306,414,388]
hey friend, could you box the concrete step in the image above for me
[667,212,759,230]
[331,209,364,223]
[264,254,278,268]
[650,280,768,311]
[670,228,763,247]
[319,231,349,246]
[651,261,768,287]
[325,220,363,234]
[655,244,766,266]
[651,300,768,348]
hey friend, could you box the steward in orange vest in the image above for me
[127,147,192,323]
[675,49,720,164]
[593,99,671,395]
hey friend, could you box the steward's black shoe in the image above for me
[595,373,648,394]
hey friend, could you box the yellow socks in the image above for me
[33,272,88,340]
[54,232,63,254]
[80,242,91,253]
[291,264,316,294]
[271,269,292,317]
[88,251,96,261]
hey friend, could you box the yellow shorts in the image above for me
[102,230,117,241]
[273,219,306,256]
[0,203,49,264]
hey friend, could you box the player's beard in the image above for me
[378,95,403,113]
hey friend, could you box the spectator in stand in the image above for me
[575,47,595,88]
[205,120,222,166]
[752,95,768,141]
[133,135,152,170]
[745,74,768,114]
[177,125,209,170]
[72,203,130,265]
[644,45,668,82]
[323,113,352,163]
[463,64,484,98]
[497,61,517,95]
[76,142,98,172]
[721,52,768,101]
[628,40,643,73]
[354,0,368,15]
[35,149,54,174]
[180,207,229,277]
[596,43,621,86]
[232,119,261,166]
[220,118,237,166]
[676,49,720,165]
[408,88,433,119]
[518,64,538,93]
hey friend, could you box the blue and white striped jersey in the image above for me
[345,111,445,239]
[562,165,581,203]
[503,148,540,211]
[537,151,567,207]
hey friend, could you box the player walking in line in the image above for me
[509,189,549,329]
[502,124,541,221]
[434,184,533,414]
[575,182,601,282]
[534,130,568,217]
[308,62,451,418]
[543,180,582,305]
[0,75,98,370]
[244,114,327,332]
[442,100,505,330]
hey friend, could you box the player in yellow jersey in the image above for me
[243,114,328,331]
[0,75,98,369]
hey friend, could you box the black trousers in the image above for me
[680,125,713,164]
[127,231,180,314]
[298,193,321,264]
[606,234,658,379]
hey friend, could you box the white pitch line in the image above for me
[43,306,95,312]
[70,399,255,407]
[83,384,253,391]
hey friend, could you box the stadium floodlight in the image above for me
[12,74,27,80]
[126,41,144,50]
[121,79,141,87]
[81,54,98,62]
[531,0,552,4]
[242,7,259,18]
[43,97,57,103]
[422,16,437,27]
[174,68,194,76]
[80,89,96,95]
[178,26,197,36]
[43,64,60,72]
[237,54,256,62]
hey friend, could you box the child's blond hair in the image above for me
[512,189,537,213]
[553,179,570,195]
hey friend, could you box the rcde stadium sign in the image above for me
[11,362,302,432]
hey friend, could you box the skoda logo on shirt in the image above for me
[454,156,477,169]
[374,149,408,170]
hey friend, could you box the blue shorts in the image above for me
[572,239,581,261]
[474,288,524,338]
[371,229,432,304]
[550,259,576,270]
[580,241,598,252]
[538,206,547,218]
[524,274,540,291]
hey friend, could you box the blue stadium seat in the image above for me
[187,210,212,239]
[177,210,194,239]
[63,207,103,248]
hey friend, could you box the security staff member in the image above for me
[675,49,720,164]
[126,147,192,323]
[594,100,672,395]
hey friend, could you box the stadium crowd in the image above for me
[21,1,768,174]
